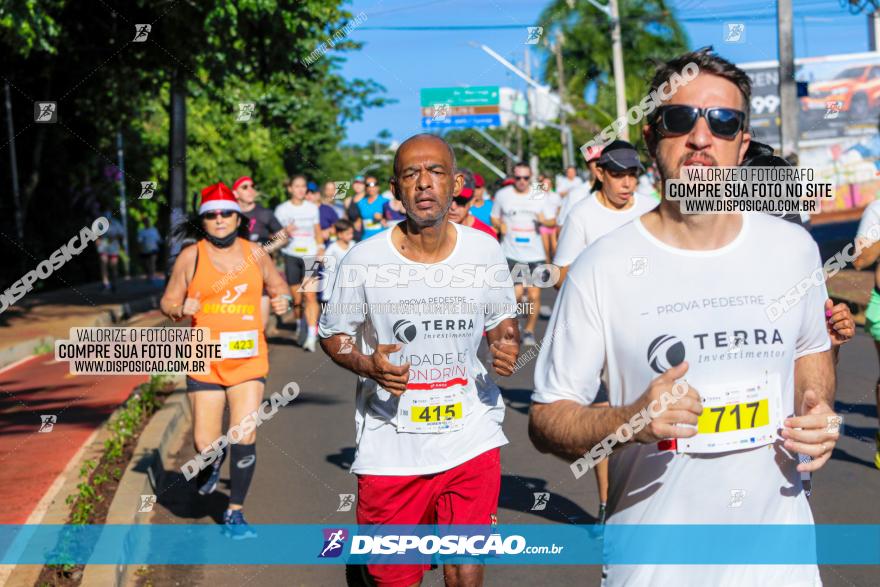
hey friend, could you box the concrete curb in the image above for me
[0,294,162,371]
[79,376,190,587]
[0,426,114,587]
[0,375,184,587]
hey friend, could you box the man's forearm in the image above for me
[794,350,836,413]
[320,334,369,377]
[529,400,638,462]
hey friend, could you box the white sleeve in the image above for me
[318,252,367,338]
[795,245,831,359]
[553,215,587,266]
[483,243,517,330]
[558,191,582,226]
[532,274,605,404]
[856,203,880,245]
[274,204,286,224]
[490,193,502,220]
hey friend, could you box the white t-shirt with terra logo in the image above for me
[275,200,320,258]
[533,213,829,587]
[318,222,517,475]
[491,186,557,262]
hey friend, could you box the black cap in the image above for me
[597,140,644,172]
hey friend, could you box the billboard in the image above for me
[741,52,880,148]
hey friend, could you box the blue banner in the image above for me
[1,524,879,565]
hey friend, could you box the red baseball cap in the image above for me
[473,173,485,188]
[456,187,475,201]
[232,176,253,191]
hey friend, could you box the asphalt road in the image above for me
[140,288,880,587]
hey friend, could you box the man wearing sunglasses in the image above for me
[531,48,838,587]
[233,175,289,333]
[356,175,389,240]
[233,176,287,252]
[491,162,557,347]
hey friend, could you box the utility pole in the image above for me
[609,0,628,141]
[116,131,131,278]
[166,67,187,272]
[4,81,24,271]
[777,0,798,156]
[869,9,880,51]
[524,49,540,177]
[553,32,570,168]
[584,0,628,141]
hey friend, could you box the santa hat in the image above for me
[199,182,241,215]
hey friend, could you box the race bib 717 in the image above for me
[676,372,783,454]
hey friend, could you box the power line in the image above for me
[364,0,458,17]
[360,25,532,31]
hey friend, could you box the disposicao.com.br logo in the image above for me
[350,533,531,556]
[319,525,565,562]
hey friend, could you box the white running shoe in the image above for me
[303,335,317,352]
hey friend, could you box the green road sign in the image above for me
[420,86,500,107]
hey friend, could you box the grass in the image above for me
[42,373,172,579]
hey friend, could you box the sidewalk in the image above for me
[0,277,165,369]
[0,278,168,526]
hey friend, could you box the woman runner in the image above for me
[160,182,290,538]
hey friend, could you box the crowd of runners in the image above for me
[157,48,880,586]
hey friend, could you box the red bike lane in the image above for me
[0,353,146,524]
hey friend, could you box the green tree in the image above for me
[0,1,62,56]
[0,0,389,288]
[537,0,689,155]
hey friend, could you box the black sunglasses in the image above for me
[655,105,746,139]
[202,210,236,220]
[452,196,471,207]
[514,175,531,180]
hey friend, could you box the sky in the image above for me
[337,0,871,145]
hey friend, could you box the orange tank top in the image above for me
[188,238,268,386]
